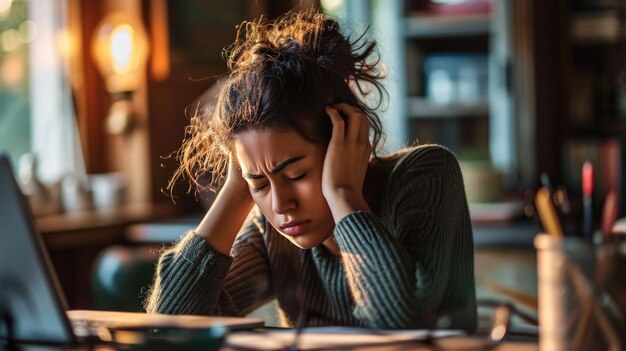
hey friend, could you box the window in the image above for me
[0,0,31,166]
[0,0,84,185]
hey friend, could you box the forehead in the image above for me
[234,129,320,169]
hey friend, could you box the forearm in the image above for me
[333,212,440,329]
[146,216,272,315]
[196,183,255,255]
[145,232,233,314]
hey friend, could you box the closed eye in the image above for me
[288,173,307,182]
[251,172,307,193]
[251,184,268,193]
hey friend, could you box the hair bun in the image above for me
[228,11,362,79]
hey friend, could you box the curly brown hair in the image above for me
[170,10,387,194]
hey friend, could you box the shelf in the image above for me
[404,13,491,38]
[37,202,177,234]
[571,37,626,46]
[37,202,179,250]
[568,123,626,137]
[570,10,626,44]
[408,97,489,119]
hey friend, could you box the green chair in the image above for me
[91,244,160,312]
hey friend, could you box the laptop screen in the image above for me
[0,154,75,344]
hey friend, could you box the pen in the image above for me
[539,172,576,236]
[535,187,564,237]
[582,161,594,241]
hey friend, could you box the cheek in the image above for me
[298,173,326,205]
[306,184,327,208]
[313,173,329,205]
[251,191,272,215]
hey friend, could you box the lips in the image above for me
[280,220,311,236]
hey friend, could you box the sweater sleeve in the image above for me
[333,146,475,330]
[145,213,274,316]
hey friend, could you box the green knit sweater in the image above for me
[145,145,477,332]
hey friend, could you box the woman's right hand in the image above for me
[195,155,254,254]
[222,155,253,204]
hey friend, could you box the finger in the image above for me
[358,114,369,144]
[325,106,345,144]
[331,103,362,143]
[332,103,361,114]
[347,112,362,143]
[228,154,238,171]
[364,139,372,159]
[362,138,372,164]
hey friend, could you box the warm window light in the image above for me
[1,29,21,52]
[92,12,149,134]
[56,28,75,63]
[1,54,24,87]
[18,20,37,43]
[0,0,11,21]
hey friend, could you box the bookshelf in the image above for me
[567,4,626,134]
[323,0,536,193]
[403,4,492,160]
[400,0,536,199]
[559,0,626,217]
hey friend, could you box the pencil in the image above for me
[535,187,564,237]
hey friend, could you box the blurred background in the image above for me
[0,0,623,329]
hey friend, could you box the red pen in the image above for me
[582,161,594,240]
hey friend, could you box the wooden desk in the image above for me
[12,340,538,351]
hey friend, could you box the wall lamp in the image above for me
[92,12,148,135]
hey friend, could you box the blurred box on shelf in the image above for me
[570,10,624,42]
[460,160,503,203]
[91,172,126,210]
[423,54,488,105]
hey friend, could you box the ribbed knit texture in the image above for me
[145,145,477,332]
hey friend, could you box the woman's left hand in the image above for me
[322,103,372,222]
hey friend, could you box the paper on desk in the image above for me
[225,327,464,351]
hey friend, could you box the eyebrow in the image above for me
[244,156,306,180]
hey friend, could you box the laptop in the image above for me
[0,154,263,346]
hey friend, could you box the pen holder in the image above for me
[535,234,626,351]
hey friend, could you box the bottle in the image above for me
[18,153,58,216]
[61,173,93,213]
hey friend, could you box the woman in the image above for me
[146,10,476,332]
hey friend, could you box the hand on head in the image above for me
[223,154,253,203]
[322,103,372,216]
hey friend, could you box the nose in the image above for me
[271,186,296,214]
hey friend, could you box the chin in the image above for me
[281,231,328,249]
